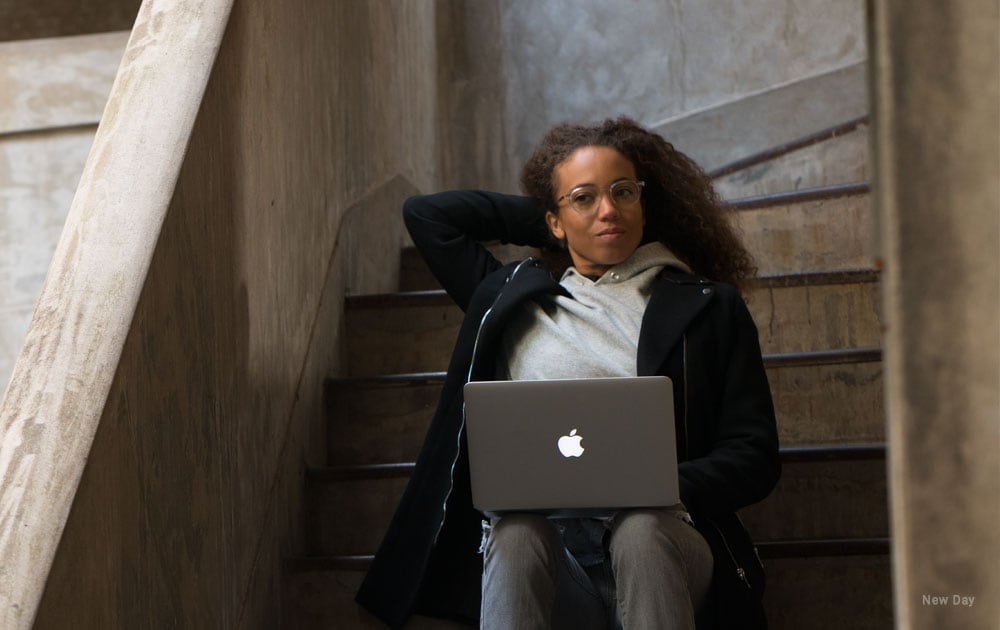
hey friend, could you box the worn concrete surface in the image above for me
[0,0,140,42]
[732,194,874,275]
[0,3,233,627]
[872,2,1000,629]
[281,550,891,630]
[327,380,441,467]
[0,32,127,393]
[739,459,888,541]
[0,32,127,133]
[0,133,90,388]
[497,0,866,181]
[439,0,867,190]
[714,121,870,199]
[4,1,439,629]
[656,63,869,173]
[283,566,470,629]
[769,362,885,445]
[763,555,892,630]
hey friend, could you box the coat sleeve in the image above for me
[678,289,781,514]
[402,190,551,311]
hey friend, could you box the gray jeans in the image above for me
[480,507,713,630]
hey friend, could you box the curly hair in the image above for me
[521,116,756,290]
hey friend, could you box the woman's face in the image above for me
[546,146,645,277]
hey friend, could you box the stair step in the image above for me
[327,350,884,466]
[399,246,439,293]
[400,242,539,293]
[763,552,892,629]
[325,377,441,466]
[345,269,881,376]
[739,457,887,541]
[283,538,890,630]
[710,116,870,200]
[282,562,469,629]
[304,446,886,557]
[729,183,874,276]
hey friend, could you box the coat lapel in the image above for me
[636,269,715,376]
[465,260,568,381]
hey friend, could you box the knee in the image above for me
[610,509,688,561]
[486,513,561,565]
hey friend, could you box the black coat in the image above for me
[356,190,781,628]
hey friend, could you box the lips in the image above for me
[596,228,625,238]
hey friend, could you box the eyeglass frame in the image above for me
[555,179,646,216]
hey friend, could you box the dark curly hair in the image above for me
[521,116,756,290]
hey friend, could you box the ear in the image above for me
[545,211,565,241]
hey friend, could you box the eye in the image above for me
[571,189,598,207]
[612,182,638,202]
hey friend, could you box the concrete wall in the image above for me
[4,0,438,627]
[871,2,1000,628]
[440,0,867,190]
[0,0,140,42]
[0,32,127,396]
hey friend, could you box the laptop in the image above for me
[463,376,679,517]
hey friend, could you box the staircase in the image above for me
[282,117,892,629]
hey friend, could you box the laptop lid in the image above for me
[463,376,679,517]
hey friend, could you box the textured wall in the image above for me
[0,0,140,42]
[871,2,1000,628]
[0,32,127,396]
[27,1,438,627]
[440,0,866,189]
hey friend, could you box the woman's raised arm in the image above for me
[402,190,550,311]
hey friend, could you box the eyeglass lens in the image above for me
[568,181,641,214]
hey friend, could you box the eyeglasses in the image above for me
[556,180,645,216]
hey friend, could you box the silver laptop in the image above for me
[463,376,679,517]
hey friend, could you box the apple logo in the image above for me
[557,429,585,458]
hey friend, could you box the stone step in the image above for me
[710,117,871,200]
[399,245,440,292]
[762,545,892,630]
[304,446,886,557]
[283,539,891,630]
[729,183,873,276]
[738,449,888,541]
[656,62,868,175]
[399,242,538,293]
[327,351,883,467]
[282,557,468,629]
[345,270,881,377]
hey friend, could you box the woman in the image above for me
[356,117,780,629]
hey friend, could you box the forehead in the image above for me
[554,146,636,191]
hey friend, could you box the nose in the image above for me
[595,192,621,220]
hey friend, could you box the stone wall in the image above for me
[0,32,128,396]
[17,1,439,627]
[439,0,867,190]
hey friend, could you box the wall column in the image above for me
[869,1,999,628]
